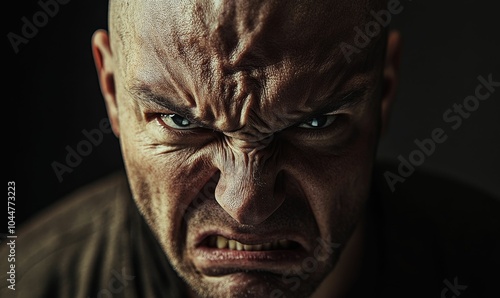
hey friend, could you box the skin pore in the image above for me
[92,0,400,297]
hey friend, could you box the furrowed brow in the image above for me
[127,84,369,131]
[290,87,370,126]
[127,85,206,127]
[316,87,369,115]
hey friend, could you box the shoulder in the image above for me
[0,172,133,296]
[17,171,131,254]
[21,171,130,236]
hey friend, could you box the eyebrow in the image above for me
[127,86,208,127]
[314,87,369,115]
[128,84,368,129]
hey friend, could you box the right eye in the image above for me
[297,115,338,129]
[159,114,201,130]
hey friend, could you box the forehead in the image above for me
[116,0,384,133]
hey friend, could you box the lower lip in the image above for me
[192,246,307,276]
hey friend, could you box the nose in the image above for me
[213,139,285,225]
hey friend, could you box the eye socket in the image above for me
[297,115,338,129]
[159,114,200,130]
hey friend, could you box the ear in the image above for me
[92,29,120,137]
[380,30,402,135]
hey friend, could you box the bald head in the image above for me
[107,0,388,138]
[109,0,387,67]
[112,1,383,53]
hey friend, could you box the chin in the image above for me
[183,271,326,298]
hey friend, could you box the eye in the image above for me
[159,114,200,130]
[297,115,337,129]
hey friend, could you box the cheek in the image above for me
[123,144,216,253]
[117,107,215,251]
[281,121,379,239]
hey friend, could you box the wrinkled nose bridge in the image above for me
[213,136,285,225]
[226,132,275,152]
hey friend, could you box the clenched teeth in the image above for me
[208,235,294,251]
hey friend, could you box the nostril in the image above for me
[212,171,221,183]
[273,171,285,198]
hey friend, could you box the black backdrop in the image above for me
[5,0,500,227]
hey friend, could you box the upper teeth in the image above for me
[208,235,292,251]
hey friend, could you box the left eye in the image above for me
[298,115,337,129]
[159,114,200,130]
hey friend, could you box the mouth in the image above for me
[204,235,300,251]
[192,233,309,276]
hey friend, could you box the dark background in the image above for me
[5,0,500,227]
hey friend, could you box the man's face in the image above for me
[100,0,391,297]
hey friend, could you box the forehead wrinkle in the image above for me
[185,0,280,68]
[114,0,386,77]
[116,0,386,139]
[127,45,198,110]
[194,68,262,134]
[187,0,372,71]
[187,0,269,128]
[211,1,274,67]
[128,3,212,109]
[136,2,244,124]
